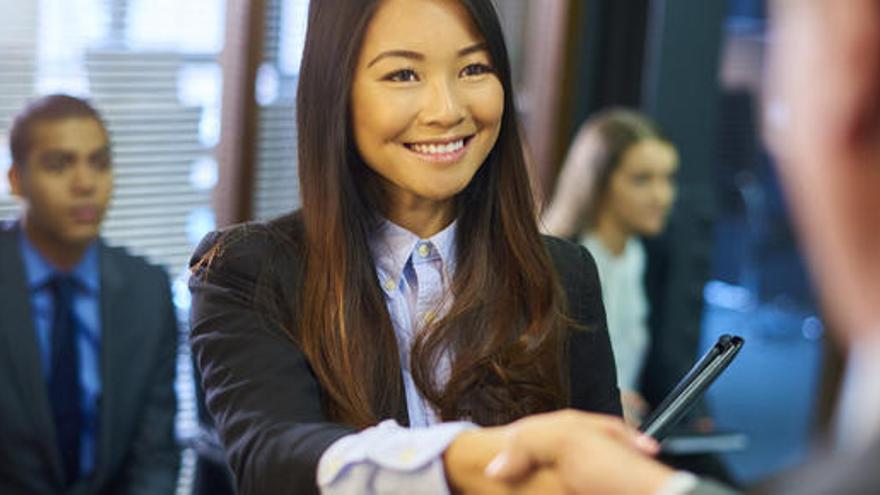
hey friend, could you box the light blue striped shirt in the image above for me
[318,219,476,494]
[19,228,102,477]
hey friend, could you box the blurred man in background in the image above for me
[0,94,179,494]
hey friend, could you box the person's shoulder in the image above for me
[541,234,601,294]
[542,234,597,272]
[0,220,18,251]
[190,211,304,280]
[0,219,16,235]
[541,234,577,259]
[100,240,166,280]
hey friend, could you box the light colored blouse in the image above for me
[317,219,474,494]
[582,233,650,392]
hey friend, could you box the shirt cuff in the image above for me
[317,419,477,494]
[654,471,699,495]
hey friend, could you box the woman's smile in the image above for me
[402,135,474,164]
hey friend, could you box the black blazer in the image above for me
[189,213,621,495]
[0,223,180,495]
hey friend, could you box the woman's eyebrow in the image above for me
[366,42,489,68]
[458,42,487,57]
[367,50,423,68]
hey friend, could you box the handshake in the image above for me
[444,410,676,495]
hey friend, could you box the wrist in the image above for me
[638,462,679,495]
[443,427,506,493]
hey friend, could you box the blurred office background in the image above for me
[0,0,838,492]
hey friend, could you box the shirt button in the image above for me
[417,243,430,257]
[384,278,397,291]
[422,310,435,325]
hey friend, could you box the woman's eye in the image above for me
[460,63,494,77]
[384,69,419,82]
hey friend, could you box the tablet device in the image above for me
[639,334,744,440]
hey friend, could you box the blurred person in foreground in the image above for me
[542,108,679,427]
[484,0,880,493]
[0,94,179,494]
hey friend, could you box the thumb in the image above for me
[484,448,534,481]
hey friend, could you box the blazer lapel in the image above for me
[95,242,129,482]
[0,226,66,484]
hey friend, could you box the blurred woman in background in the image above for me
[542,108,679,426]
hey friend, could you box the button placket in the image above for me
[417,242,431,258]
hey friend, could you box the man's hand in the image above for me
[443,410,674,494]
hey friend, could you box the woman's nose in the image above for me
[420,78,466,128]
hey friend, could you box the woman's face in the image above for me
[351,0,504,219]
[601,138,679,237]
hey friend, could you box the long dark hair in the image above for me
[295,0,569,428]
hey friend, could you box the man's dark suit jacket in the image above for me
[189,212,622,495]
[765,435,880,494]
[688,433,880,495]
[0,223,180,494]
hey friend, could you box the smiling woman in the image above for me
[350,0,504,236]
[188,1,624,494]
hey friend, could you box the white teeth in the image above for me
[411,139,465,155]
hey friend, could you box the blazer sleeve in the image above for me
[188,226,355,495]
[545,236,623,417]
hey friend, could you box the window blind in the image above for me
[252,0,307,221]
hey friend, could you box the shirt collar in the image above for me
[369,218,458,284]
[18,226,100,294]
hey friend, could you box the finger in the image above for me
[593,416,640,442]
[485,448,535,481]
[607,424,658,454]
[634,434,661,455]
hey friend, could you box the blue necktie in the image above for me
[48,275,82,486]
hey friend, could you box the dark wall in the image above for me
[639,0,725,404]
[555,0,651,172]
[558,0,724,403]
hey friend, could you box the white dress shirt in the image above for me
[582,233,650,391]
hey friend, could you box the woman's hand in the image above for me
[444,409,673,494]
[443,426,566,494]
